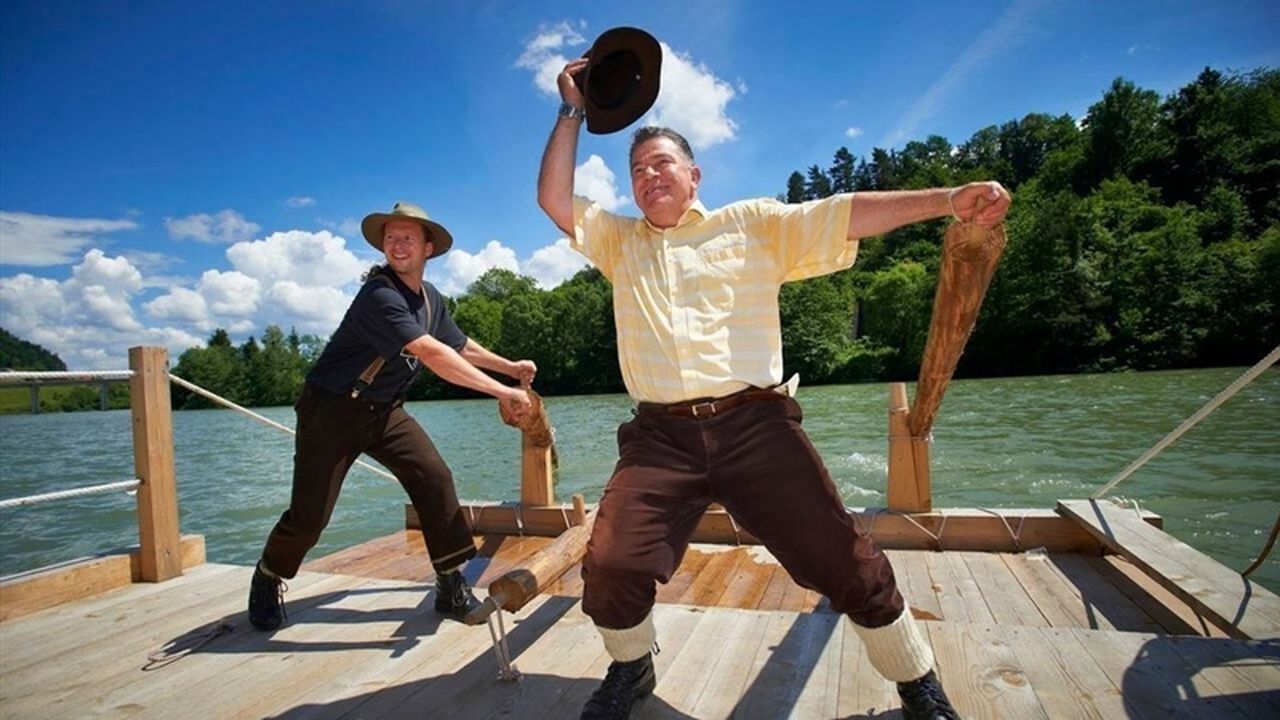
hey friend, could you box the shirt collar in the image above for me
[639,199,709,233]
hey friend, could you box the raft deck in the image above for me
[3,529,1278,719]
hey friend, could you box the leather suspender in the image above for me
[350,274,433,399]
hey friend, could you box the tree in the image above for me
[467,268,539,301]
[805,165,833,200]
[829,147,857,194]
[0,327,66,370]
[785,171,806,203]
[1077,78,1165,191]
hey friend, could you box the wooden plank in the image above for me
[1090,554,1226,637]
[788,612,845,719]
[0,534,205,622]
[1048,553,1165,633]
[661,604,750,713]
[889,549,944,621]
[1002,624,1128,719]
[961,552,1048,627]
[1158,633,1280,714]
[715,549,776,610]
[943,551,995,624]
[1059,499,1280,639]
[129,345,182,582]
[1070,625,1251,719]
[1002,552,1096,629]
[924,551,969,622]
[925,621,1049,720]
[730,610,840,719]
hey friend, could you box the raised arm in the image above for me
[403,334,531,417]
[460,338,537,386]
[847,181,1011,240]
[536,58,589,236]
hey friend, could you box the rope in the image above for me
[143,620,236,670]
[725,510,742,546]
[484,600,521,682]
[864,508,948,550]
[560,505,572,531]
[977,508,1027,550]
[1093,345,1280,499]
[514,504,524,537]
[0,370,133,385]
[0,479,141,509]
[168,373,399,484]
[1242,513,1280,579]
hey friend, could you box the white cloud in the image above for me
[524,238,589,289]
[226,229,365,288]
[199,270,260,316]
[436,240,521,296]
[845,127,865,139]
[885,0,1048,145]
[0,211,138,266]
[165,209,261,243]
[647,42,738,151]
[517,21,586,96]
[285,196,316,208]
[575,155,629,211]
[319,217,362,240]
[0,250,202,369]
[144,286,210,328]
[266,281,351,332]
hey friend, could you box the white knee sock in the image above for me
[850,607,934,683]
[598,612,656,663]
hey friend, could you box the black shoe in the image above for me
[580,653,656,720]
[897,669,960,720]
[434,570,483,623]
[247,565,286,631]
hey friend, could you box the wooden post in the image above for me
[887,382,931,512]
[129,346,182,582]
[520,436,555,506]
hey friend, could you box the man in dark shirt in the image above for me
[248,201,535,631]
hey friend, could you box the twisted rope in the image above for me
[0,370,133,385]
[0,479,141,509]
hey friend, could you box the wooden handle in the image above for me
[465,494,596,623]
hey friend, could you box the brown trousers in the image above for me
[582,395,904,630]
[260,383,476,578]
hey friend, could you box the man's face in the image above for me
[382,220,433,277]
[630,136,701,228]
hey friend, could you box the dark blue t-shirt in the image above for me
[307,271,467,402]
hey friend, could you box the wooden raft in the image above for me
[2,564,1277,719]
[1059,499,1280,640]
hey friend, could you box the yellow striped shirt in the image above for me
[571,193,857,403]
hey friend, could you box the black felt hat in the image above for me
[575,27,662,135]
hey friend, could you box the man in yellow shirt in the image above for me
[539,57,1009,720]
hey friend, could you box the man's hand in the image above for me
[948,181,1012,227]
[510,360,538,386]
[558,58,588,108]
[499,387,533,423]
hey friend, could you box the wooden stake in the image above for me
[128,346,182,582]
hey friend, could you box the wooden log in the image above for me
[465,494,596,623]
[908,208,1007,437]
[128,346,182,582]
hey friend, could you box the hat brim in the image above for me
[578,27,662,135]
[361,214,453,258]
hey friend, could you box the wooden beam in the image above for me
[1058,499,1280,639]
[409,503,1155,554]
[128,346,182,582]
[0,535,205,622]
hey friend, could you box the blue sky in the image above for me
[2,0,1277,369]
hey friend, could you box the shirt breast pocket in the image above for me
[696,235,748,278]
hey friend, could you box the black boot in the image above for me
[897,669,960,720]
[580,653,656,720]
[247,564,286,631]
[434,569,483,623]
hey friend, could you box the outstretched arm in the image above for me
[537,58,589,236]
[460,338,537,386]
[403,334,531,417]
[847,181,1011,240]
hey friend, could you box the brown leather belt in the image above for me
[636,388,786,419]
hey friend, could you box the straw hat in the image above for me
[575,27,663,135]
[360,202,453,258]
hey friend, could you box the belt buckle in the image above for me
[689,400,717,418]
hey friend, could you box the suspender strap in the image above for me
[349,273,434,399]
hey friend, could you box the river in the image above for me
[1,367,1276,591]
